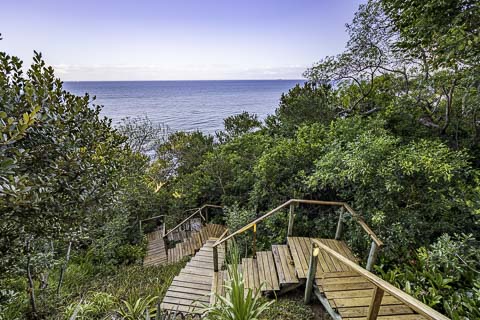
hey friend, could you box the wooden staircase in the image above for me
[146,200,449,320]
[163,235,440,319]
[161,239,226,314]
[167,224,227,264]
[143,229,167,266]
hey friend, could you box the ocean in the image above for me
[63,80,302,134]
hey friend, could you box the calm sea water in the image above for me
[64,80,302,134]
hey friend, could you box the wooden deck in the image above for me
[287,237,358,278]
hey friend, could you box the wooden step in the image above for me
[161,239,225,315]
[315,268,427,319]
[256,251,280,291]
[242,258,260,292]
[271,245,299,285]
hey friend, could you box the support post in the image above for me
[224,239,228,259]
[252,224,257,258]
[335,207,344,240]
[287,203,295,238]
[366,240,379,271]
[213,245,219,272]
[204,207,208,223]
[304,245,319,304]
[367,286,384,320]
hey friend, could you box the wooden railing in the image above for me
[163,204,223,239]
[212,199,383,273]
[306,239,449,320]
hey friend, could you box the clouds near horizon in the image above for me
[0,0,364,80]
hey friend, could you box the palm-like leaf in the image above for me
[201,242,274,320]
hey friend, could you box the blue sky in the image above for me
[0,0,364,80]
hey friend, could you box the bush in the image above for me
[376,234,480,319]
[224,204,257,257]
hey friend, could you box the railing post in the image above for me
[367,286,384,320]
[213,245,219,272]
[252,224,257,258]
[287,202,295,238]
[335,207,344,240]
[224,239,228,259]
[304,244,319,304]
[366,240,379,271]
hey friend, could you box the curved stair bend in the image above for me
[143,223,227,267]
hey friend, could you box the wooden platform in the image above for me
[287,237,357,278]
[256,251,280,291]
[315,271,428,319]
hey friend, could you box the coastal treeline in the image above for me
[1,0,479,319]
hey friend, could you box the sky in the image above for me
[0,0,364,81]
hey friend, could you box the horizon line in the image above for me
[63,78,307,82]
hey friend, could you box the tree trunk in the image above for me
[26,238,38,318]
[56,241,72,295]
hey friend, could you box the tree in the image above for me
[217,111,262,142]
[0,52,129,317]
[305,0,480,151]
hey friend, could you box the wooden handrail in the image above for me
[212,228,229,272]
[163,204,223,239]
[213,200,293,247]
[213,199,382,247]
[343,203,383,246]
[310,239,449,320]
[140,214,165,224]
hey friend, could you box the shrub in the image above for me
[376,234,480,319]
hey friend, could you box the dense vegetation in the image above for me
[1,0,479,318]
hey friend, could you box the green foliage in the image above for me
[202,243,274,320]
[224,204,257,256]
[306,117,478,258]
[259,293,316,320]
[218,111,262,142]
[117,295,158,320]
[382,0,480,68]
[265,83,334,136]
[157,130,214,177]
[377,234,480,319]
[64,292,116,320]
